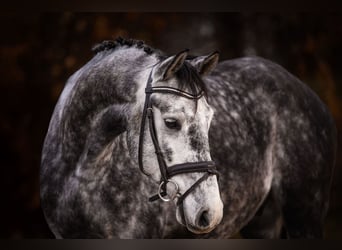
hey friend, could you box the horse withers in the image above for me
[40,38,336,238]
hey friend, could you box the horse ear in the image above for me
[154,49,189,81]
[190,51,219,76]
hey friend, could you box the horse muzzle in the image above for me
[176,197,224,234]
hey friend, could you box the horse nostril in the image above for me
[198,210,210,228]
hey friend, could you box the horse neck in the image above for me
[60,47,159,171]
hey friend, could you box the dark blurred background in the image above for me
[0,13,341,238]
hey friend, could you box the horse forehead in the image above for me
[156,95,212,119]
[180,98,213,127]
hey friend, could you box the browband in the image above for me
[145,86,204,100]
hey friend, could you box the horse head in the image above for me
[127,49,223,234]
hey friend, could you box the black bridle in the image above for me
[138,67,219,211]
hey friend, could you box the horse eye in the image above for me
[164,118,181,130]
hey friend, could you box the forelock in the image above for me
[174,62,207,97]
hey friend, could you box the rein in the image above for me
[138,67,219,209]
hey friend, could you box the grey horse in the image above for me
[40,38,336,238]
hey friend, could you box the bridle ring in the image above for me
[158,180,179,202]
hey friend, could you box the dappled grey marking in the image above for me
[41,38,336,239]
[162,142,173,162]
[188,124,206,155]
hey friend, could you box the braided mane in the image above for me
[92,37,158,55]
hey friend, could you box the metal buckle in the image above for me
[147,107,153,117]
[158,180,179,202]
